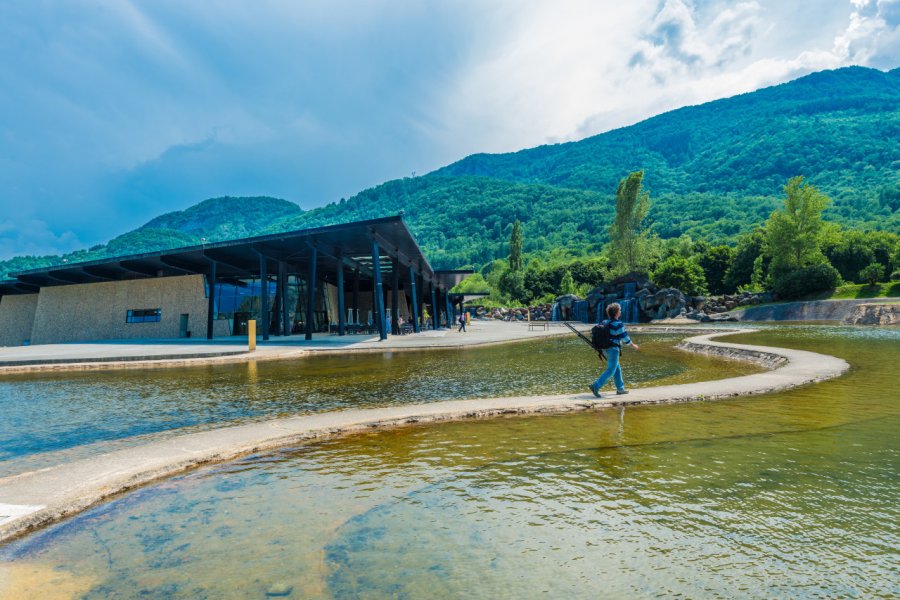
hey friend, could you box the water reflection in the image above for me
[2,325,897,598]
[0,333,758,470]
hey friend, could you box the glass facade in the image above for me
[213,276,335,335]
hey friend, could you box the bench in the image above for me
[528,321,550,331]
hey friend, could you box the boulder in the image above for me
[707,313,738,322]
[610,272,653,290]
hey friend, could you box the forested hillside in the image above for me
[142,196,303,239]
[435,67,899,217]
[256,66,900,268]
[2,66,897,278]
[0,197,302,278]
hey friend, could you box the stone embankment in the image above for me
[0,328,849,545]
[841,303,900,325]
[728,298,900,323]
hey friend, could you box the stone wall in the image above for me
[728,298,899,322]
[29,275,214,344]
[0,294,39,346]
[841,303,900,326]
[675,340,788,369]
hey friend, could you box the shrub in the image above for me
[892,269,900,282]
[698,245,735,294]
[858,263,884,286]
[652,256,708,295]
[498,268,525,303]
[772,263,840,299]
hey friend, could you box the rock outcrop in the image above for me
[841,303,900,326]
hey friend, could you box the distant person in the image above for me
[458,312,467,332]
[590,302,639,398]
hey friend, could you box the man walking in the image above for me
[590,302,639,397]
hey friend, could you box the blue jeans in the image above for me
[592,346,625,392]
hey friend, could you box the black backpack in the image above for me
[591,322,614,350]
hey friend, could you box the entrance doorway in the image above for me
[179,314,190,338]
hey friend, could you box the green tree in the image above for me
[823,229,875,283]
[772,263,840,299]
[498,268,525,302]
[523,257,550,301]
[451,273,491,294]
[765,176,831,279]
[560,270,577,295]
[858,263,884,286]
[746,256,766,292]
[652,256,708,295]
[608,170,652,275]
[698,245,735,294]
[508,219,524,272]
[723,229,766,291]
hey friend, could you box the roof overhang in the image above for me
[2,215,471,297]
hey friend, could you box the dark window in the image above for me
[126,308,162,323]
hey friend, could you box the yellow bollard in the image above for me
[248,320,257,351]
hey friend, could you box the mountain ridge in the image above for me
[2,66,897,277]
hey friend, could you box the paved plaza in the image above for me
[0,320,583,372]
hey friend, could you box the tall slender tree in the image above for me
[508,219,524,272]
[608,170,652,275]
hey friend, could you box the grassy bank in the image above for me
[804,282,900,301]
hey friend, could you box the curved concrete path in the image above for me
[0,328,848,544]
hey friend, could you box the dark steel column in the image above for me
[352,268,360,325]
[408,266,420,333]
[305,247,317,340]
[281,261,290,337]
[258,254,269,341]
[373,241,387,340]
[337,260,346,336]
[272,262,282,336]
[391,257,400,335]
[419,273,426,330]
[206,260,217,340]
[430,284,438,330]
[445,290,452,328]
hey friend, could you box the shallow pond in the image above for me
[1,325,897,599]
[0,332,758,474]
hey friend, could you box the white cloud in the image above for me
[0,0,897,259]
[835,0,900,67]
[439,0,898,154]
[0,219,82,260]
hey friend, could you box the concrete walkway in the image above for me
[0,321,580,374]
[0,328,848,544]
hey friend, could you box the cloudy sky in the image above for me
[0,0,898,258]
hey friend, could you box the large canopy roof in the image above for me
[0,215,471,296]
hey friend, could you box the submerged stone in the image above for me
[265,582,293,596]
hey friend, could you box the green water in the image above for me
[1,325,898,598]
[0,333,759,476]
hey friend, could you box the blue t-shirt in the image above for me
[601,319,632,348]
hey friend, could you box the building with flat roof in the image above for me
[0,215,472,347]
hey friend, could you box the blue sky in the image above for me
[0,0,898,259]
